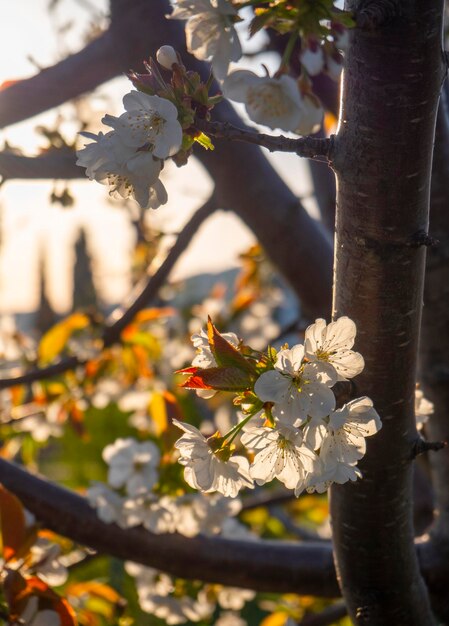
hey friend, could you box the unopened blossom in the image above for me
[173,420,254,497]
[254,344,336,425]
[304,317,364,381]
[241,423,317,495]
[157,45,179,69]
[415,388,434,429]
[103,437,160,496]
[171,0,242,79]
[300,43,324,76]
[223,71,304,132]
[76,131,167,209]
[103,92,183,158]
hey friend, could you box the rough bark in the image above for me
[329,2,445,624]
[419,82,449,621]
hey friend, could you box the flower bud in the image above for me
[156,45,178,70]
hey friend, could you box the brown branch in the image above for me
[0,458,446,600]
[102,195,216,345]
[0,458,339,596]
[0,197,216,390]
[0,150,83,181]
[0,0,333,320]
[412,438,447,459]
[195,120,333,162]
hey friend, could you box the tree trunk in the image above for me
[329,2,445,624]
[419,82,449,621]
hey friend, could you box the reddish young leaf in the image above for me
[180,366,253,392]
[207,318,255,373]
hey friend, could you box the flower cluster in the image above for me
[76,92,182,210]
[87,436,248,537]
[169,0,353,134]
[175,317,382,497]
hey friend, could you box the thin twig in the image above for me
[0,197,216,390]
[412,437,447,459]
[195,120,333,162]
[102,195,216,345]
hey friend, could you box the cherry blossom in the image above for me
[76,130,167,209]
[223,71,304,132]
[170,0,242,79]
[305,397,382,487]
[103,92,183,158]
[254,344,336,425]
[173,420,254,497]
[102,437,160,496]
[304,317,365,381]
[415,387,434,429]
[241,423,318,495]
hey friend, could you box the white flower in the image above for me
[215,613,247,626]
[173,420,254,497]
[223,71,304,132]
[87,482,127,526]
[295,94,323,136]
[415,388,434,429]
[102,438,160,496]
[300,45,324,76]
[30,540,68,587]
[254,344,336,425]
[122,495,177,533]
[241,423,317,495]
[171,0,242,79]
[104,92,183,158]
[305,397,382,489]
[76,130,167,209]
[157,45,179,69]
[304,317,364,381]
[18,598,60,626]
[217,587,255,610]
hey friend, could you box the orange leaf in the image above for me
[38,313,90,365]
[0,485,26,562]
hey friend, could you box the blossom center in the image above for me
[246,85,292,118]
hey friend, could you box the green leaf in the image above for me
[194,132,215,150]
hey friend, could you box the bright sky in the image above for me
[0,1,316,324]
